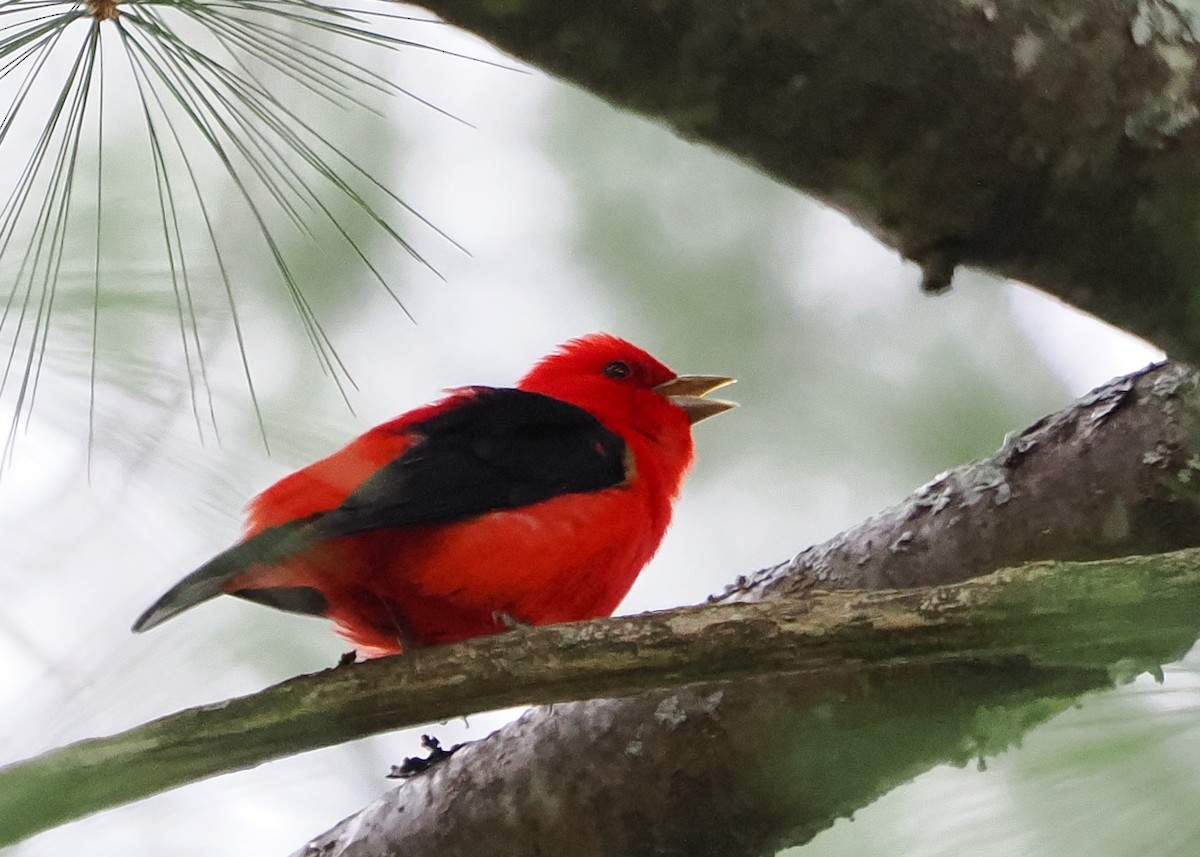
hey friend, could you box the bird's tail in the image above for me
[131,520,316,632]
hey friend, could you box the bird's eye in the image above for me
[603,360,631,380]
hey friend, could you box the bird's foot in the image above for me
[492,610,532,631]
[335,650,359,668]
[387,735,464,779]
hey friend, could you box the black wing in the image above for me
[312,387,628,539]
[132,389,627,633]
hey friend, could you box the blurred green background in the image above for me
[0,6,1190,856]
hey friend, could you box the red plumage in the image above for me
[132,334,734,658]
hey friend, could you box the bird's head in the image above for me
[518,333,736,430]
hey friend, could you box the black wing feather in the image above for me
[132,388,626,633]
[313,388,627,539]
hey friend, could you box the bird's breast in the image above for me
[355,480,668,645]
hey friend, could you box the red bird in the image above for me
[132,334,735,658]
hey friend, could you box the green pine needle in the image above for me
[0,0,483,464]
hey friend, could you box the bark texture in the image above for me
[297,665,1107,857]
[415,0,1200,362]
[295,364,1200,856]
[726,360,1200,599]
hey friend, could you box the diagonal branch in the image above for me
[729,360,1200,599]
[295,360,1200,856]
[294,551,1200,857]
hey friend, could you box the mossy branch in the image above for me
[5,549,1200,846]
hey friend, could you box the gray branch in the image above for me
[295,363,1200,856]
[415,0,1200,362]
[730,361,1200,598]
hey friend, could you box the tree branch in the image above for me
[294,362,1200,856]
[3,549,1200,848]
[292,557,1200,857]
[5,363,1200,848]
[414,0,1200,362]
[298,662,1111,857]
[728,360,1200,599]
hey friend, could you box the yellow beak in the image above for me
[654,375,738,424]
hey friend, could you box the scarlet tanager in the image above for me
[132,334,735,658]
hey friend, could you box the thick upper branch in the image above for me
[417,0,1200,361]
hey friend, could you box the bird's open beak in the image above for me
[654,375,737,424]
